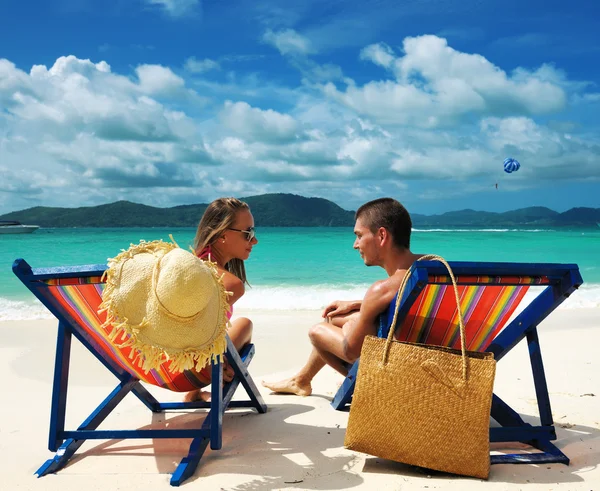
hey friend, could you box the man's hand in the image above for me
[322,299,361,320]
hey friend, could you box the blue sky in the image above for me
[0,0,598,215]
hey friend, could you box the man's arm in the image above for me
[321,299,362,319]
[342,279,398,361]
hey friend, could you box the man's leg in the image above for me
[308,320,354,376]
[262,313,358,396]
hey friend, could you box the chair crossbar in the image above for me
[62,429,210,440]
[491,450,569,465]
[490,426,556,442]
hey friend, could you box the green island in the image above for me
[1,193,599,228]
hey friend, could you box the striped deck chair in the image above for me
[331,261,583,467]
[12,259,267,486]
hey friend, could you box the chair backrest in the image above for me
[380,261,580,354]
[13,261,203,392]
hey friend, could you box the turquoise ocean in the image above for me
[1,227,599,321]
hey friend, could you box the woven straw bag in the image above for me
[344,255,496,479]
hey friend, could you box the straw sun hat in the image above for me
[99,238,230,374]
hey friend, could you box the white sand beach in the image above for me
[0,308,598,490]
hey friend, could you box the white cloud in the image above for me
[325,35,567,127]
[262,28,314,56]
[0,56,194,144]
[359,43,395,69]
[481,117,546,152]
[0,55,217,213]
[184,57,221,73]
[144,0,200,17]
[135,64,185,95]
[219,101,301,143]
[0,59,29,97]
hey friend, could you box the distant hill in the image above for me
[0,194,598,228]
[243,194,354,226]
[412,206,599,228]
[0,193,355,227]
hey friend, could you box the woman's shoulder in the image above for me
[217,267,245,300]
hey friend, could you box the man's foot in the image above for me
[261,377,312,397]
[183,389,212,403]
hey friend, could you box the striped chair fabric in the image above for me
[42,277,204,392]
[388,274,549,351]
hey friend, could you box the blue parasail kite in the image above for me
[503,157,521,173]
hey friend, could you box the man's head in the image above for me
[353,198,412,266]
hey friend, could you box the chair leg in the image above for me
[49,322,71,451]
[36,438,79,477]
[210,358,223,450]
[489,327,568,466]
[491,394,526,427]
[170,437,211,486]
[331,361,359,411]
[36,378,139,477]
[226,341,267,413]
[527,328,555,426]
[132,383,163,412]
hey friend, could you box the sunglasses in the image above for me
[227,227,256,241]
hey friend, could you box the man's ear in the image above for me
[377,226,388,245]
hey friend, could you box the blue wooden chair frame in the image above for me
[13,259,267,486]
[331,261,583,466]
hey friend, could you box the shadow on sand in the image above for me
[57,401,600,489]
[69,401,362,490]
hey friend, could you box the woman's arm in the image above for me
[219,268,245,305]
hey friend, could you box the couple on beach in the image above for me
[184,196,423,402]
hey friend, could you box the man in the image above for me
[262,197,423,396]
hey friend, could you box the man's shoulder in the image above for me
[362,257,425,314]
[364,277,401,310]
[384,269,411,289]
[368,269,411,297]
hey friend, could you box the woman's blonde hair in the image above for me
[193,197,250,284]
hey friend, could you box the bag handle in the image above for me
[383,255,468,381]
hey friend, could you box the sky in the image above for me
[0,0,599,216]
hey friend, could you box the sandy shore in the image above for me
[0,308,598,490]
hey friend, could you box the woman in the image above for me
[184,197,258,402]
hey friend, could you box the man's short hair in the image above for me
[355,198,412,249]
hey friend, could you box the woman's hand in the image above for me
[321,299,361,319]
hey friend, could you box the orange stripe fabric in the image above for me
[45,283,202,392]
[394,283,530,351]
